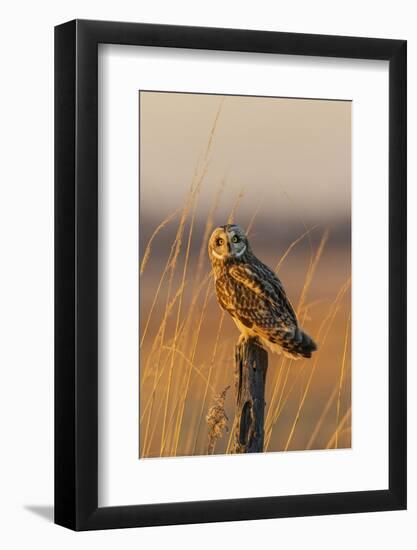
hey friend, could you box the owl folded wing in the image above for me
[228,263,298,329]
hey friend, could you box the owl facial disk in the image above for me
[209,224,248,261]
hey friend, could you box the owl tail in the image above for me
[282,328,317,359]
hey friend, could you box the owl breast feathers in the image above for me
[208,224,317,359]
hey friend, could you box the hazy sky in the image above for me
[139,91,351,228]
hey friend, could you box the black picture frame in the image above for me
[55,19,407,531]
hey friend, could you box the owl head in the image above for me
[208,224,250,262]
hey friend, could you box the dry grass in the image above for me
[139,101,351,458]
[206,385,230,455]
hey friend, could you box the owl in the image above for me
[208,224,317,359]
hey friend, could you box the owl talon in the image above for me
[238,334,265,351]
[251,337,265,350]
[237,334,248,347]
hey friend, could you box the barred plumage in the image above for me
[208,224,317,359]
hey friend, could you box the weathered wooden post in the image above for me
[232,337,268,453]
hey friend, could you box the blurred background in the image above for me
[139,91,351,458]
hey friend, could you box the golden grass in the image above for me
[274,225,318,273]
[171,279,213,455]
[335,313,351,449]
[206,385,230,455]
[283,277,350,452]
[160,192,199,455]
[140,207,181,275]
[139,99,351,459]
[326,408,351,449]
[191,311,225,455]
[157,100,224,456]
[305,384,338,450]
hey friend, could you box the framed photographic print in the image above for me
[55,20,407,530]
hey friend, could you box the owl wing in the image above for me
[228,262,298,338]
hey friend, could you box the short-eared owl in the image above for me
[208,224,317,359]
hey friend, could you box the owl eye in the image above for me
[231,235,239,243]
[216,237,224,246]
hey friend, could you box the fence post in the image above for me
[232,337,268,453]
